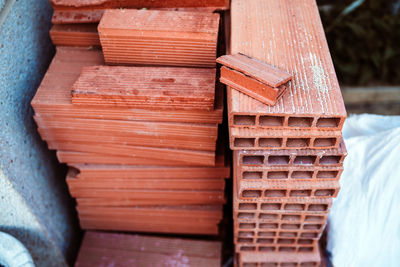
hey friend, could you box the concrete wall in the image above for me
[0,0,80,266]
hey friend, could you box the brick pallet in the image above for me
[229,0,347,266]
[32,8,228,235]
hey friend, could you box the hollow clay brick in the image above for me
[50,24,100,47]
[50,0,229,24]
[71,66,216,109]
[230,127,342,150]
[217,53,292,105]
[75,231,222,267]
[228,0,346,132]
[31,47,224,124]
[98,9,220,67]
[237,247,320,267]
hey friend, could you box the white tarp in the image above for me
[327,114,400,267]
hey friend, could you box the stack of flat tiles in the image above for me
[50,0,230,24]
[75,231,222,267]
[32,44,228,235]
[229,0,347,266]
[98,9,220,67]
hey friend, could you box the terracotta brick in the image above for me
[98,9,220,67]
[237,141,347,168]
[229,0,346,131]
[31,47,224,124]
[230,127,342,150]
[50,0,229,24]
[237,247,320,267]
[50,24,100,47]
[71,66,216,109]
[75,231,221,267]
[217,53,292,105]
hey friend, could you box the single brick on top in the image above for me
[217,53,293,106]
[98,9,220,67]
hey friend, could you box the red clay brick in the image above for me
[75,231,221,267]
[71,66,216,109]
[229,0,346,132]
[50,24,100,47]
[98,9,220,67]
[31,47,224,124]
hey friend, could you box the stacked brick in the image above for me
[229,0,347,266]
[32,9,229,235]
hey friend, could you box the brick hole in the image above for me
[279,232,297,238]
[278,238,295,244]
[282,215,301,221]
[299,247,314,252]
[314,138,336,147]
[259,116,284,126]
[290,190,312,197]
[314,189,335,196]
[259,138,283,148]
[287,138,310,148]
[284,204,305,211]
[238,212,255,219]
[242,155,264,165]
[239,223,256,229]
[239,231,254,237]
[243,171,263,179]
[301,233,318,238]
[279,247,296,252]
[259,213,279,220]
[293,156,316,165]
[258,232,276,237]
[288,117,313,127]
[308,204,328,211]
[234,138,255,148]
[261,203,281,210]
[268,155,290,165]
[281,263,297,267]
[240,246,255,251]
[317,117,340,128]
[305,215,324,222]
[298,239,314,245]
[319,155,341,165]
[281,223,300,230]
[242,190,262,198]
[265,190,286,197]
[259,223,278,229]
[237,238,253,243]
[267,171,289,179]
[239,203,257,210]
[259,247,276,253]
[303,224,322,230]
[257,238,274,244]
[300,262,318,267]
[234,115,256,126]
[243,263,257,267]
[291,171,313,179]
[316,171,339,179]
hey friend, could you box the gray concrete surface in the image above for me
[0,0,80,266]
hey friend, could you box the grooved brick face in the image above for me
[50,24,100,47]
[229,0,346,125]
[98,9,220,67]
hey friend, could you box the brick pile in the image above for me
[228,0,347,266]
[32,8,229,235]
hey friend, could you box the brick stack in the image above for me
[229,0,347,266]
[32,8,229,235]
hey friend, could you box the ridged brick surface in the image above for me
[50,24,100,47]
[98,9,220,67]
[75,231,221,267]
[71,66,216,109]
[31,47,223,124]
[229,0,346,131]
